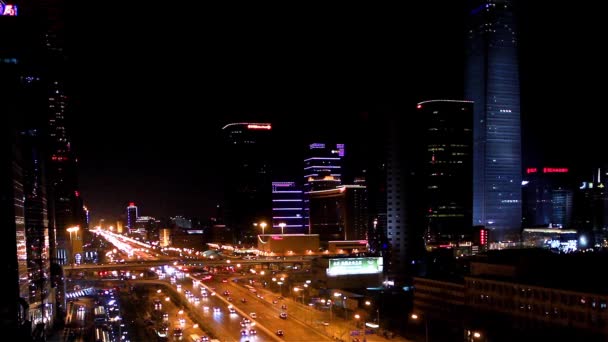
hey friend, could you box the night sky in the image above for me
[64,3,604,224]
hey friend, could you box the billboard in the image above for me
[327,257,383,276]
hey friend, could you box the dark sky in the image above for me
[65,3,604,224]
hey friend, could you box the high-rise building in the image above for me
[1,6,55,337]
[418,100,473,244]
[2,1,84,332]
[272,181,305,234]
[303,143,344,193]
[308,185,368,243]
[522,167,573,229]
[126,202,138,230]
[303,143,345,228]
[572,168,608,246]
[385,107,426,276]
[466,0,522,241]
[0,129,29,338]
[221,122,273,244]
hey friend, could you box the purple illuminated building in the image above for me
[272,181,305,234]
[303,143,345,227]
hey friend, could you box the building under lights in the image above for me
[272,181,305,234]
[466,0,522,241]
[126,202,138,230]
[522,167,573,229]
[308,185,368,243]
[222,122,273,244]
[418,100,473,245]
[303,143,345,227]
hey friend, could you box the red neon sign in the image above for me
[271,236,283,240]
[480,230,487,245]
[543,167,568,173]
[526,168,537,174]
[247,124,271,130]
[129,202,135,207]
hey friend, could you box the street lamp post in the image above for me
[365,300,380,329]
[279,222,286,235]
[277,281,283,296]
[411,314,429,342]
[66,226,79,266]
[260,222,267,235]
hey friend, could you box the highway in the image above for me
[198,276,331,342]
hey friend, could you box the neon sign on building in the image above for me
[247,124,271,130]
[0,3,18,16]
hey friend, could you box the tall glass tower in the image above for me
[466,0,522,241]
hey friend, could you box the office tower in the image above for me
[303,143,345,228]
[418,100,473,244]
[222,122,272,244]
[1,6,53,337]
[303,143,344,192]
[20,128,53,331]
[272,181,305,234]
[573,168,608,246]
[308,185,368,242]
[466,0,522,241]
[522,167,573,228]
[0,129,29,338]
[126,202,138,230]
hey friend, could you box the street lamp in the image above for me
[260,222,267,235]
[411,313,429,342]
[279,222,286,235]
[66,226,79,266]
[365,300,380,329]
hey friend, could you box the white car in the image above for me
[250,312,257,319]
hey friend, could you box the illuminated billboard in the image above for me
[327,257,383,276]
[0,3,18,16]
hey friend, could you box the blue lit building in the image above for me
[303,143,344,228]
[126,202,138,230]
[466,0,522,241]
[271,181,305,234]
[522,167,573,229]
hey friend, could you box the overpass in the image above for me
[63,256,313,272]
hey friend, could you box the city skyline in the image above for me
[61,2,603,223]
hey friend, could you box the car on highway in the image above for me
[249,312,257,319]
[276,329,284,336]
[279,312,287,319]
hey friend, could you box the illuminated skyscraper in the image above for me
[303,143,344,193]
[417,100,473,244]
[126,202,138,230]
[222,122,273,244]
[1,8,54,337]
[466,0,522,240]
[272,181,305,233]
[303,143,344,228]
[308,185,368,242]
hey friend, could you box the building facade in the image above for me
[522,167,573,229]
[222,122,273,244]
[466,0,522,241]
[272,181,305,234]
[308,185,368,243]
[126,202,138,230]
[418,100,473,244]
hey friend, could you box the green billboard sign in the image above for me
[327,257,383,276]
